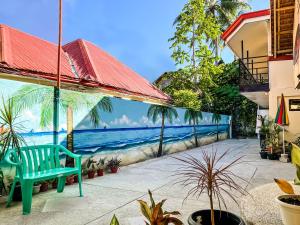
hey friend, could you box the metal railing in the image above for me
[239,55,269,91]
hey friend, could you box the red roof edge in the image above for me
[221,9,270,42]
[268,55,293,61]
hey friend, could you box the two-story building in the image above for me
[222,0,300,140]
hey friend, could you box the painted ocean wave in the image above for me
[22,124,229,155]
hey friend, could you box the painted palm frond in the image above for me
[147,105,178,124]
[212,113,222,124]
[184,109,203,125]
[11,85,113,129]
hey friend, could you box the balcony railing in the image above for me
[239,55,269,92]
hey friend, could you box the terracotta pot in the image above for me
[66,176,75,185]
[110,167,118,173]
[87,171,96,179]
[40,183,49,192]
[97,169,104,176]
[74,175,79,183]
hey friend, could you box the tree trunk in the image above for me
[157,113,165,157]
[65,106,74,167]
[214,38,219,59]
[193,118,199,147]
[216,123,219,142]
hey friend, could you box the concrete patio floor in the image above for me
[0,139,296,225]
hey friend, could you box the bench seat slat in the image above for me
[22,167,79,180]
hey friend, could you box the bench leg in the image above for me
[78,173,83,197]
[6,178,17,207]
[21,180,33,215]
[57,176,66,193]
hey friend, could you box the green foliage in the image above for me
[0,97,26,160]
[107,157,121,169]
[11,85,113,129]
[173,90,201,111]
[138,190,183,225]
[110,215,120,225]
[212,113,221,124]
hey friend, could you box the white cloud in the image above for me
[110,115,140,127]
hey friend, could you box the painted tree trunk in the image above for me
[193,118,199,147]
[216,123,219,142]
[157,113,165,157]
[65,106,74,167]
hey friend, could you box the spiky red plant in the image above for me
[173,149,252,225]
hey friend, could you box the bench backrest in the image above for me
[10,145,61,175]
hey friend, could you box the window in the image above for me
[289,99,300,111]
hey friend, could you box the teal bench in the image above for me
[4,145,83,215]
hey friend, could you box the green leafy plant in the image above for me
[0,168,6,196]
[110,215,120,225]
[81,156,97,175]
[0,97,26,160]
[97,158,106,170]
[147,105,178,157]
[173,149,251,225]
[138,190,183,225]
[107,157,121,169]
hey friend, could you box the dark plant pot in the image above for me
[74,175,79,183]
[110,167,118,173]
[268,152,279,160]
[97,169,104,176]
[87,171,96,179]
[188,210,245,225]
[52,181,58,189]
[260,151,268,159]
[40,183,49,192]
[12,184,22,201]
[66,176,75,185]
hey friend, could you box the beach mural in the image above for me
[0,79,230,162]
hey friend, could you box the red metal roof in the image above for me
[221,9,270,42]
[0,24,170,103]
[0,24,73,78]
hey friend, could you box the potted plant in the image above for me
[51,178,58,189]
[174,149,249,225]
[87,161,98,179]
[66,175,75,185]
[74,174,79,183]
[97,158,106,176]
[267,123,281,160]
[32,182,41,194]
[275,179,300,225]
[107,157,121,173]
[40,181,49,192]
[138,190,183,224]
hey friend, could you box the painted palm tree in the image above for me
[11,85,113,129]
[147,105,178,157]
[184,109,203,147]
[205,0,250,57]
[11,85,113,165]
[212,113,222,141]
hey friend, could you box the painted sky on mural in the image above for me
[0,0,269,83]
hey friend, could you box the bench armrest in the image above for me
[57,145,82,159]
[4,150,22,167]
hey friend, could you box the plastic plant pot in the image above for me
[276,195,300,225]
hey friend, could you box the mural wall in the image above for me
[1,79,230,163]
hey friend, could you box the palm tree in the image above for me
[0,97,26,161]
[147,105,178,157]
[184,109,203,147]
[205,0,250,57]
[11,85,113,165]
[12,85,113,129]
[212,113,222,141]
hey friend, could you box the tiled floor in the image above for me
[0,139,295,225]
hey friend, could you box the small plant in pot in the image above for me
[32,182,41,194]
[87,162,98,179]
[173,149,250,225]
[138,190,183,224]
[66,175,75,185]
[40,181,49,192]
[97,158,106,176]
[275,179,300,225]
[107,157,121,173]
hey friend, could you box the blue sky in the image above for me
[0,1,269,82]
